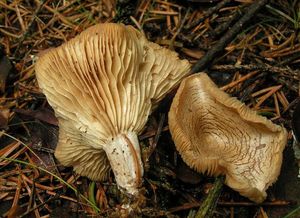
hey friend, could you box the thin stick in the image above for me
[170,8,191,49]
[273,94,280,117]
[254,85,282,109]
[221,71,259,91]
[252,86,280,97]
[185,0,232,30]
[211,64,300,77]
[195,176,224,218]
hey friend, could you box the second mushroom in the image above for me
[168,73,287,203]
[35,23,191,195]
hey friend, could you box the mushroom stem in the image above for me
[104,132,143,195]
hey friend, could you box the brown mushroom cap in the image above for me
[168,73,287,203]
[35,23,191,194]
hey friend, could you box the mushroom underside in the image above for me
[35,23,191,195]
[168,73,287,203]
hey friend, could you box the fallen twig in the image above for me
[185,0,232,30]
[194,176,224,218]
[211,64,300,77]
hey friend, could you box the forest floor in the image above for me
[0,0,300,217]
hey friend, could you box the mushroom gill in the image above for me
[35,23,191,195]
[168,73,287,203]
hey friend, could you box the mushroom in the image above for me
[168,73,287,203]
[35,23,191,195]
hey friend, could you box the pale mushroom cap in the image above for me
[35,23,191,194]
[168,73,287,203]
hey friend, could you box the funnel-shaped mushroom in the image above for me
[35,23,191,195]
[168,73,287,203]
